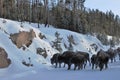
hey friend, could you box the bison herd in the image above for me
[51,47,120,71]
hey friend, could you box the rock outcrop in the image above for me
[10,29,36,48]
[37,48,48,58]
[0,47,11,68]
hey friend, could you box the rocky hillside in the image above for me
[0,18,108,69]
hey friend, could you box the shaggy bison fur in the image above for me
[59,51,75,68]
[51,53,62,68]
[59,51,86,70]
[91,54,98,69]
[68,54,85,70]
[96,49,109,71]
[117,47,120,60]
[106,48,116,63]
[76,51,91,68]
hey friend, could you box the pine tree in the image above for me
[52,31,63,53]
[67,35,76,51]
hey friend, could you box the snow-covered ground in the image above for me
[0,18,120,80]
[1,61,120,80]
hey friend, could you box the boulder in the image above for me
[10,29,36,48]
[0,47,11,68]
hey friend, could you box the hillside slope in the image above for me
[0,18,116,80]
[0,18,109,68]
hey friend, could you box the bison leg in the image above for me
[92,63,94,69]
[99,63,103,71]
[105,63,108,69]
[84,64,86,69]
[95,63,99,69]
[59,63,61,68]
[80,63,83,70]
[74,64,77,70]
[78,64,80,70]
[83,61,87,69]
[88,59,91,66]
[111,58,113,63]
[67,64,71,70]
[114,57,116,62]
[119,54,120,60]
[55,62,58,68]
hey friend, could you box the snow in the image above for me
[0,18,120,80]
[1,62,120,80]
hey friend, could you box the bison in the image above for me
[51,51,92,71]
[117,47,120,60]
[75,51,91,68]
[59,51,86,70]
[96,49,109,71]
[106,48,116,63]
[59,51,75,68]
[68,54,85,70]
[91,54,98,69]
[50,53,62,68]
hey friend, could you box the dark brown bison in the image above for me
[91,54,98,69]
[59,51,86,70]
[68,54,85,70]
[106,48,116,63]
[59,51,75,68]
[50,53,62,68]
[96,49,109,71]
[75,51,91,68]
[117,47,120,60]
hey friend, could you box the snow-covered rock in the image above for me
[0,47,11,68]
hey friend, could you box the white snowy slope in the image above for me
[0,18,120,80]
